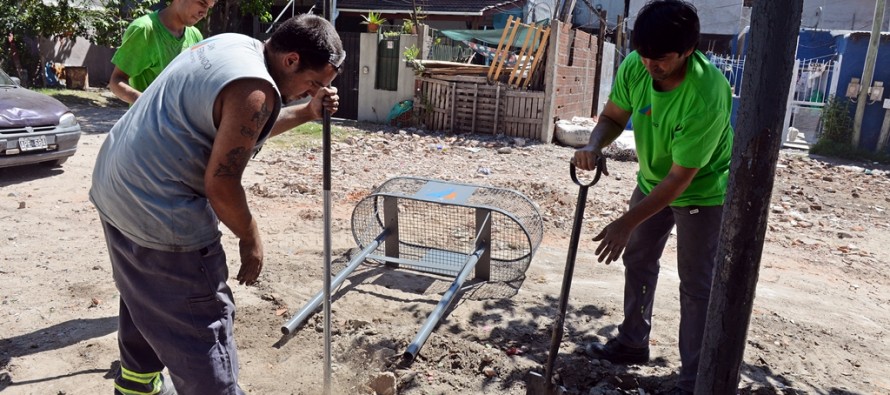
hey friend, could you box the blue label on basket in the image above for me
[415,181,477,205]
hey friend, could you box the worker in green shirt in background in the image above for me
[573,1,733,394]
[108,0,215,104]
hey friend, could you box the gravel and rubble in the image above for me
[2,106,890,395]
[241,122,890,394]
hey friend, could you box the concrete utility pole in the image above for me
[852,0,886,148]
[879,101,890,152]
[695,0,803,394]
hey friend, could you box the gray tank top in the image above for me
[90,33,281,252]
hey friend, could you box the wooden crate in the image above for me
[416,76,546,140]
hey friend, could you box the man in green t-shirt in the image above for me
[108,0,214,105]
[573,1,733,393]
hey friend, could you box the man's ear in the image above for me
[286,52,301,71]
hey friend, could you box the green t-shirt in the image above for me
[609,50,734,207]
[111,11,203,93]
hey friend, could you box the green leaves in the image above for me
[90,0,162,47]
[0,0,159,47]
[361,11,386,25]
[239,0,272,23]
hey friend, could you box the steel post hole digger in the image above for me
[527,159,603,395]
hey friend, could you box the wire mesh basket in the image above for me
[351,177,543,282]
[284,177,543,361]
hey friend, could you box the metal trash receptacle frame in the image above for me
[282,177,543,362]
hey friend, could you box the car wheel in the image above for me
[42,157,69,167]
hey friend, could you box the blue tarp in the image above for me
[439,19,550,51]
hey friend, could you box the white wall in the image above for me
[39,36,116,87]
[801,0,890,31]
[628,0,743,35]
[526,0,558,24]
[357,33,418,123]
[572,0,626,29]
[598,41,616,115]
[623,0,888,37]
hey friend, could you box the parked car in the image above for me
[0,68,81,168]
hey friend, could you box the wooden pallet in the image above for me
[417,77,546,139]
[487,16,551,89]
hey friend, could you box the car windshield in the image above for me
[0,69,17,86]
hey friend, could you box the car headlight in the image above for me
[59,112,78,128]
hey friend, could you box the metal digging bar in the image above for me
[282,177,543,362]
[320,1,334,392]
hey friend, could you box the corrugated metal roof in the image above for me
[337,0,524,15]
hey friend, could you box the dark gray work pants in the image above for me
[101,220,244,395]
[614,188,723,392]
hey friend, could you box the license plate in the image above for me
[19,135,47,151]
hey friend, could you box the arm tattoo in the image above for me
[240,102,271,138]
[214,147,250,178]
[251,102,271,130]
[239,125,256,138]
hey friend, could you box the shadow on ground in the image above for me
[0,317,117,391]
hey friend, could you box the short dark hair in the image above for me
[632,0,700,58]
[267,14,344,72]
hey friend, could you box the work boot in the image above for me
[114,374,176,395]
[585,338,650,365]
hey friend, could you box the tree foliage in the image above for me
[0,0,158,46]
[0,0,88,42]
[2,0,277,50]
[205,0,272,35]
[0,0,277,81]
[239,0,272,23]
[90,0,162,48]
[0,0,158,83]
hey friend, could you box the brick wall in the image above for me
[552,23,599,122]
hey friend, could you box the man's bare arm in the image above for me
[107,66,141,105]
[574,101,632,173]
[269,87,339,137]
[592,164,699,263]
[588,101,632,151]
[206,78,274,284]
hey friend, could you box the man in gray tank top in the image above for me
[90,14,344,395]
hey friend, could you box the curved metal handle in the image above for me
[570,158,604,188]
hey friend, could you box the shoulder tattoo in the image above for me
[240,102,271,138]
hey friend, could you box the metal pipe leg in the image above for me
[402,244,488,362]
[280,230,389,335]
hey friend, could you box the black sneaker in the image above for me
[584,338,650,365]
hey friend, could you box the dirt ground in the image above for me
[2,91,890,395]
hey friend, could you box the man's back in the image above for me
[91,34,281,252]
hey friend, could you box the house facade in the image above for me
[799,0,890,31]
[335,0,526,32]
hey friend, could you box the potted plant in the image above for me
[403,44,424,74]
[410,6,427,29]
[361,11,387,33]
[402,19,416,34]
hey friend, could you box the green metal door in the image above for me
[376,36,400,91]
